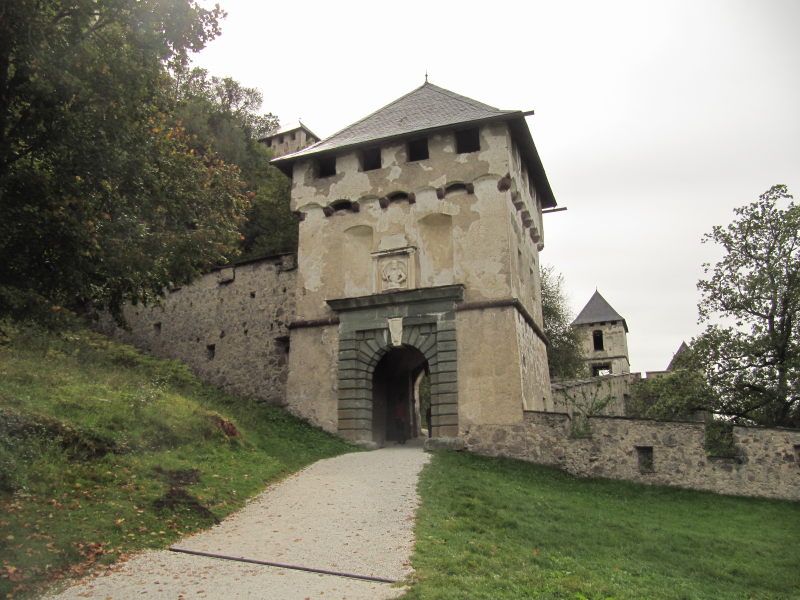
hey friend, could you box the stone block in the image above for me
[425,437,466,451]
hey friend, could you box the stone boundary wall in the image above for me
[96,254,297,405]
[464,411,800,501]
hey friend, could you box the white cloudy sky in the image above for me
[194,0,800,373]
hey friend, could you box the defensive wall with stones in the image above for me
[97,254,298,406]
[97,259,800,501]
[463,411,800,501]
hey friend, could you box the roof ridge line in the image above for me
[424,82,510,114]
[313,82,429,148]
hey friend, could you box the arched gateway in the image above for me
[328,285,462,445]
[372,345,427,445]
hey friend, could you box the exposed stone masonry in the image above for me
[465,411,800,501]
[97,254,297,405]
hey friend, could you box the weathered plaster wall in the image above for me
[284,324,339,432]
[506,135,545,322]
[289,123,545,320]
[456,307,525,428]
[96,255,297,405]
[292,183,511,319]
[514,309,552,411]
[465,412,800,501]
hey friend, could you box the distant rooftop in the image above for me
[572,290,628,332]
[666,341,690,370]
[260,121,319,142]
[271,81,556,208]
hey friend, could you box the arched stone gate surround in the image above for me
[327,285,464,443]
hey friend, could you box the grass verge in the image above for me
[404,451,800,600]
[0,321,356,599]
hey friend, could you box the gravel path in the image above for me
[43,445,429,600]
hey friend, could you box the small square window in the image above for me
[291,132,296,140]
[362,147,381,171]
[455,128,480,153]
[636,446,654,473]
[317,156,336,178]
[408,137,429,162]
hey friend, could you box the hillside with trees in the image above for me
[0,0,294,326]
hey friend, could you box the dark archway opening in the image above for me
[372,346,428,447]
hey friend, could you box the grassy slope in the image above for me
[405,452,800,600]
[0,322,355,599]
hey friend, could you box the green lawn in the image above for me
[0,322,356,599]
[404,451,800,600]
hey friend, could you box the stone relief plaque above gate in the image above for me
[372,246,417,292]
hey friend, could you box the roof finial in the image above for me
[425,70,428,83]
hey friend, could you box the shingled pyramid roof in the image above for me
[271,81,556,208]
[572,291,628,332]
[282,82,514,160]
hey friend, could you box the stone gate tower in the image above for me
[272,82,557,445]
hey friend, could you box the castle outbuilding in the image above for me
[261,122,320,157]
[271,82,556,445]
[572,290,630,376]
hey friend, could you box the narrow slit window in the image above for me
[407,138,429,162]
[455,127,480,153]
[593,329,604,351]
[317,156,336,178]
[206,344,216,360]
[362,147,381,171]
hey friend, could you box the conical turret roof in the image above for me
[572,290,628,332]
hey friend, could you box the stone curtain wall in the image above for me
[97,254,297,405]
[465,411,800,501]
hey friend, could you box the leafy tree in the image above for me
[171,66,297,259]
[625,351,713,419]
[540,265,585,380]
[239,167,297,258]
[692,185,799,427]
[0,0,248,323]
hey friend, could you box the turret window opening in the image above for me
[455,127,480,154]
[593,329,604,351]
[317,156,336,178]
[407,137,429,162]
[361,147,382,171]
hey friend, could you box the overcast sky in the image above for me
[193,0,800,373]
